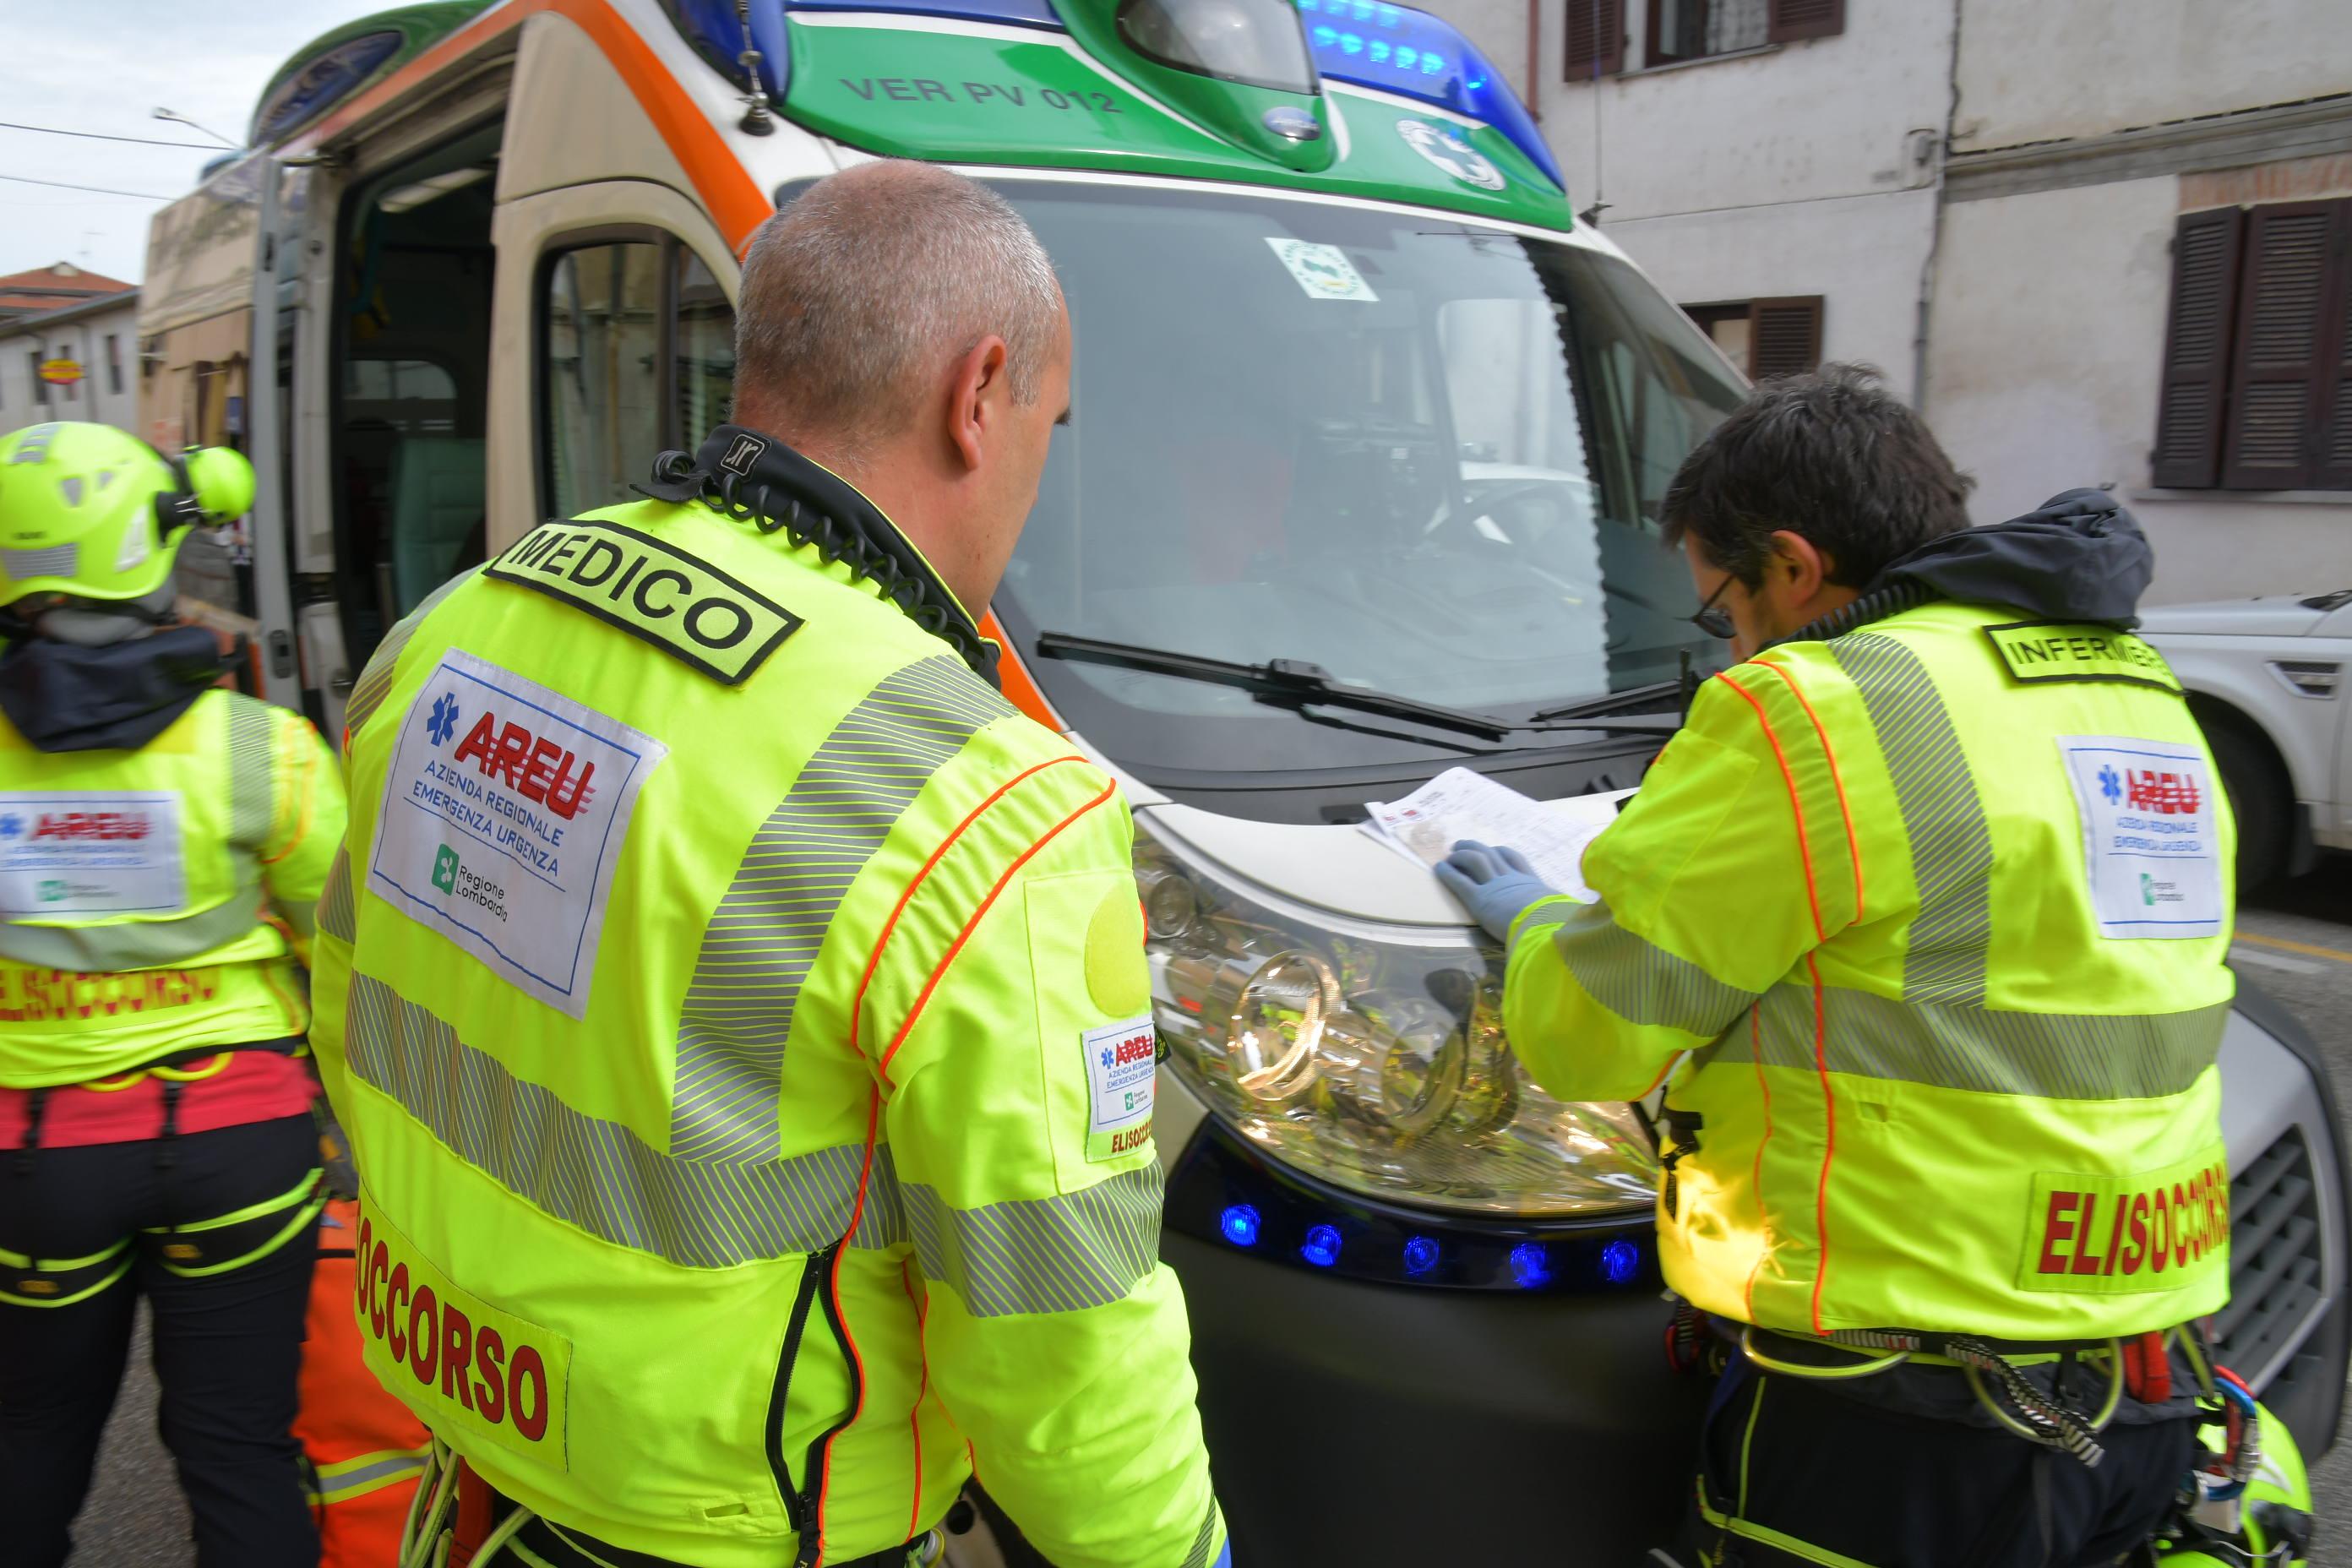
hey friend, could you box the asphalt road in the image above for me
[65,857,2352,1567]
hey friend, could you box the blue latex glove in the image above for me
[1434,839,1564,945]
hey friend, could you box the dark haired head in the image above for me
[1662,363,1974,588]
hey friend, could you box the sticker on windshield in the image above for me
[1266,238,1379,302]
[1396,119,1506,191]
[368,650,666,1017]
[2057,735,2224,940]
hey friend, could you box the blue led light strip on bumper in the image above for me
[1298,0,1564,191]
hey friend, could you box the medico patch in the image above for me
[0,791,184,917]
[368,650,666,1017]
[1081,1015,1156,1162]
[2056,735,2224,940]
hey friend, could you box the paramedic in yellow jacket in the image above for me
[1440,367,2233,1568]
[0,425,343,1568]
[310,162,1226,1568]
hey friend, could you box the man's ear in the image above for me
[1767,529,1835,602]
[946,335,1011,472]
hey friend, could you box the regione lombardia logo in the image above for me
[1395,118,1505,191]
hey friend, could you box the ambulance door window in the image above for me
[673,247,735,442]
[542,241,664,516]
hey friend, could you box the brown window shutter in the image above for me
[2313,202,2352,491]
[1747,297,1823,381]
[1565,0,1624,77]
[1767,0,1844,44]
[2150,207,2246,488]
[2221,199,2349,490]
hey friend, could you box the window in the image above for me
[1647,0,1767,66]
[30,350,46,406]
[674,247,735,442]
[2153,199,2352,491]
[990,179,1745,778]
[1567,0,1840,75]
[106,334,122,395]
[346,357,460,433]
[540,235,738,518]
[1683,297,1821,380]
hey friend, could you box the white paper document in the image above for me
[1360,767,1631,903]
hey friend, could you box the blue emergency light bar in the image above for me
[1297,0,1563,190]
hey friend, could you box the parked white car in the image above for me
[2142,588,2352,885]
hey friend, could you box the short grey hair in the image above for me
[734,161,1063,468]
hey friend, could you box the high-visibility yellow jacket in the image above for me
[1504,599,2235,1342]
[0,685,342,1085]
[309,433,1224,1568]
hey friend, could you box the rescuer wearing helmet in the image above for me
[309,161,1227,1568]
[1440,366,2238,1566]
[0,422,346,1567]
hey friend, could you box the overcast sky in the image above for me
[0,2,394,284]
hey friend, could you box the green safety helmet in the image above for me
[2153,1396,2314,1567]
[0,422,253,609]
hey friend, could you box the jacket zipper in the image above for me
[794,1243,866,1568]
[765,1239,841,1540]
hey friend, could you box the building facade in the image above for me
[0,286,144,436]
[1426,0,2352,603]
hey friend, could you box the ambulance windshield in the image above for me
[994,181,1746,776]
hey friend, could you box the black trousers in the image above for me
[1690,1356,2196,1567]
[0,1113,322,1568]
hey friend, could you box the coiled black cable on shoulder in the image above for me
[640,431,999,683]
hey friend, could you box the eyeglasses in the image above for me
[1688,575,1736,642]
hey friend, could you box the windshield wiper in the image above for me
[1033,632,1683,738]
[1528,679,1686,724]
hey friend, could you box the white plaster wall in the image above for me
[1524,0,1953,220]
[1952,0,2352,154]
[1605,185,1938,392]
[0,301,141,437]
[1923,177,2352,605]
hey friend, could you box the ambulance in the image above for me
[136,0,2347,1560]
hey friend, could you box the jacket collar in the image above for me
[0,625,226,753]
[640,426,999,685]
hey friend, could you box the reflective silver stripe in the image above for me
[905,1165,1162,1319]
[310,1447,428,1503]
[1180,1500,1220,1568]
[0,874,262,969]
[671,656,1017,1164]
[344,565,482,735]
[1554,898,1758,1037]
[1828,633,1994,1006]
[225,694,275,849]
[1707,984,2227,1100]
[2,543,75,579]
[341,973,905,1267]
[318,847,356,944]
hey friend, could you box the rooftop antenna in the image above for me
[732,3,776,134]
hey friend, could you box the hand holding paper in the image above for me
[1435,841,1565,945]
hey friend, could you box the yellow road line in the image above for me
[2236,930,2352,966]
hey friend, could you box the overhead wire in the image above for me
[0,120,224,150]
[0,173,175,201]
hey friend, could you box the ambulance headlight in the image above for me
[1137,820,1656,1216]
